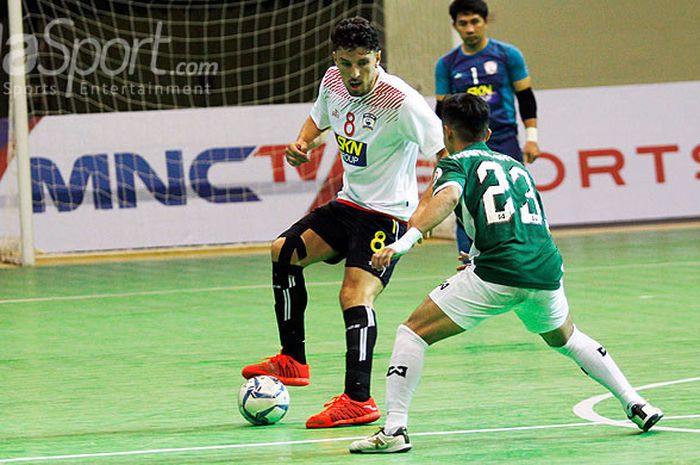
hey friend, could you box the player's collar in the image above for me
[460,38,490,56]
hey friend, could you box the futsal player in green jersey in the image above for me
[349,93,663,454]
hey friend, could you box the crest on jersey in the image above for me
[484,60,498,75]
[332,108,340,119]
[362,112,377,131]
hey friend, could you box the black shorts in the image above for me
[280,200,408,287]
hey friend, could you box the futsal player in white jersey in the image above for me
[242,17,448,428]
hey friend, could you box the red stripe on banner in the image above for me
[308,152,343,212]
[254,144,327,183]
[0,116,42,182]
[0,148,7,182]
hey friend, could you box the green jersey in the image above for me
[433,142,563,290]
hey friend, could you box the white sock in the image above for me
[554,326,644,409]
[383,324,428,435]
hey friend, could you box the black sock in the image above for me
[272,262,307,364]
[343,305,377,402]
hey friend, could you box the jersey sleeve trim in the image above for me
[309,112,330,132]
[434,180,463,197]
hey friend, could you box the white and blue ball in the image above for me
[238,376,290,425]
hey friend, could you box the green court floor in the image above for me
[1,226,699,464]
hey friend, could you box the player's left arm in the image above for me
[372,184,459,270]
[513,76,540,164]
[434,57,451,118]
[506,43,540,164]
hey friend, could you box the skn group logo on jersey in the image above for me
[334,133,367,167]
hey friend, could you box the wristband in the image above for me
[387,227,423,256]
[525,127,538,143]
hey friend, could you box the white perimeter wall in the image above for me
[7,81,699,253]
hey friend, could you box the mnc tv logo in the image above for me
[31,144,326,213]
[335,133,367,167]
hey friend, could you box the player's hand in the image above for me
[285,141,310,166]
[523,141,540,164]
[456,251,472,271]
[371,246,397,271]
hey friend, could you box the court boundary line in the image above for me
[2,259,699,306]
[573,377,700,433]
[0,420,610,463]
[2,412,699,464]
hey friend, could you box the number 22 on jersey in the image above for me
[477,161,543,225]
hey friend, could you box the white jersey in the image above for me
[310,66,444,221]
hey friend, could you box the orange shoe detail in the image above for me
[241,353,310,386]
[305,393,381,428]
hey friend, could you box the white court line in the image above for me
[573,376,700,433]
[2,260,699,306]
[0,421,604,463]
[0,277,420,305]
[2,414,698,464]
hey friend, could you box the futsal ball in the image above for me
[238,376,290,425]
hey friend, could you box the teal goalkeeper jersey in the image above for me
[433,142,563,290]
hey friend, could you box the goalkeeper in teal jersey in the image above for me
[349,93,663,454]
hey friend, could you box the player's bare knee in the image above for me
[403,312,423,333]
[339,278,381,308]
[542,332,567,348]
[402,319,431,345]
[540,317,574,348]
[271,237,286,262]
[339,287,372,309]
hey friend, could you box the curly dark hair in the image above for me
[449,0,489,22]
[330,17,380,51]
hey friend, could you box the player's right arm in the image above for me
[288,68,333,166]
[408,184,460,236]
[285,116,328,166]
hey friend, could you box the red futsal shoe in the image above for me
[305,393,381,428]
[241,353,310,386]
